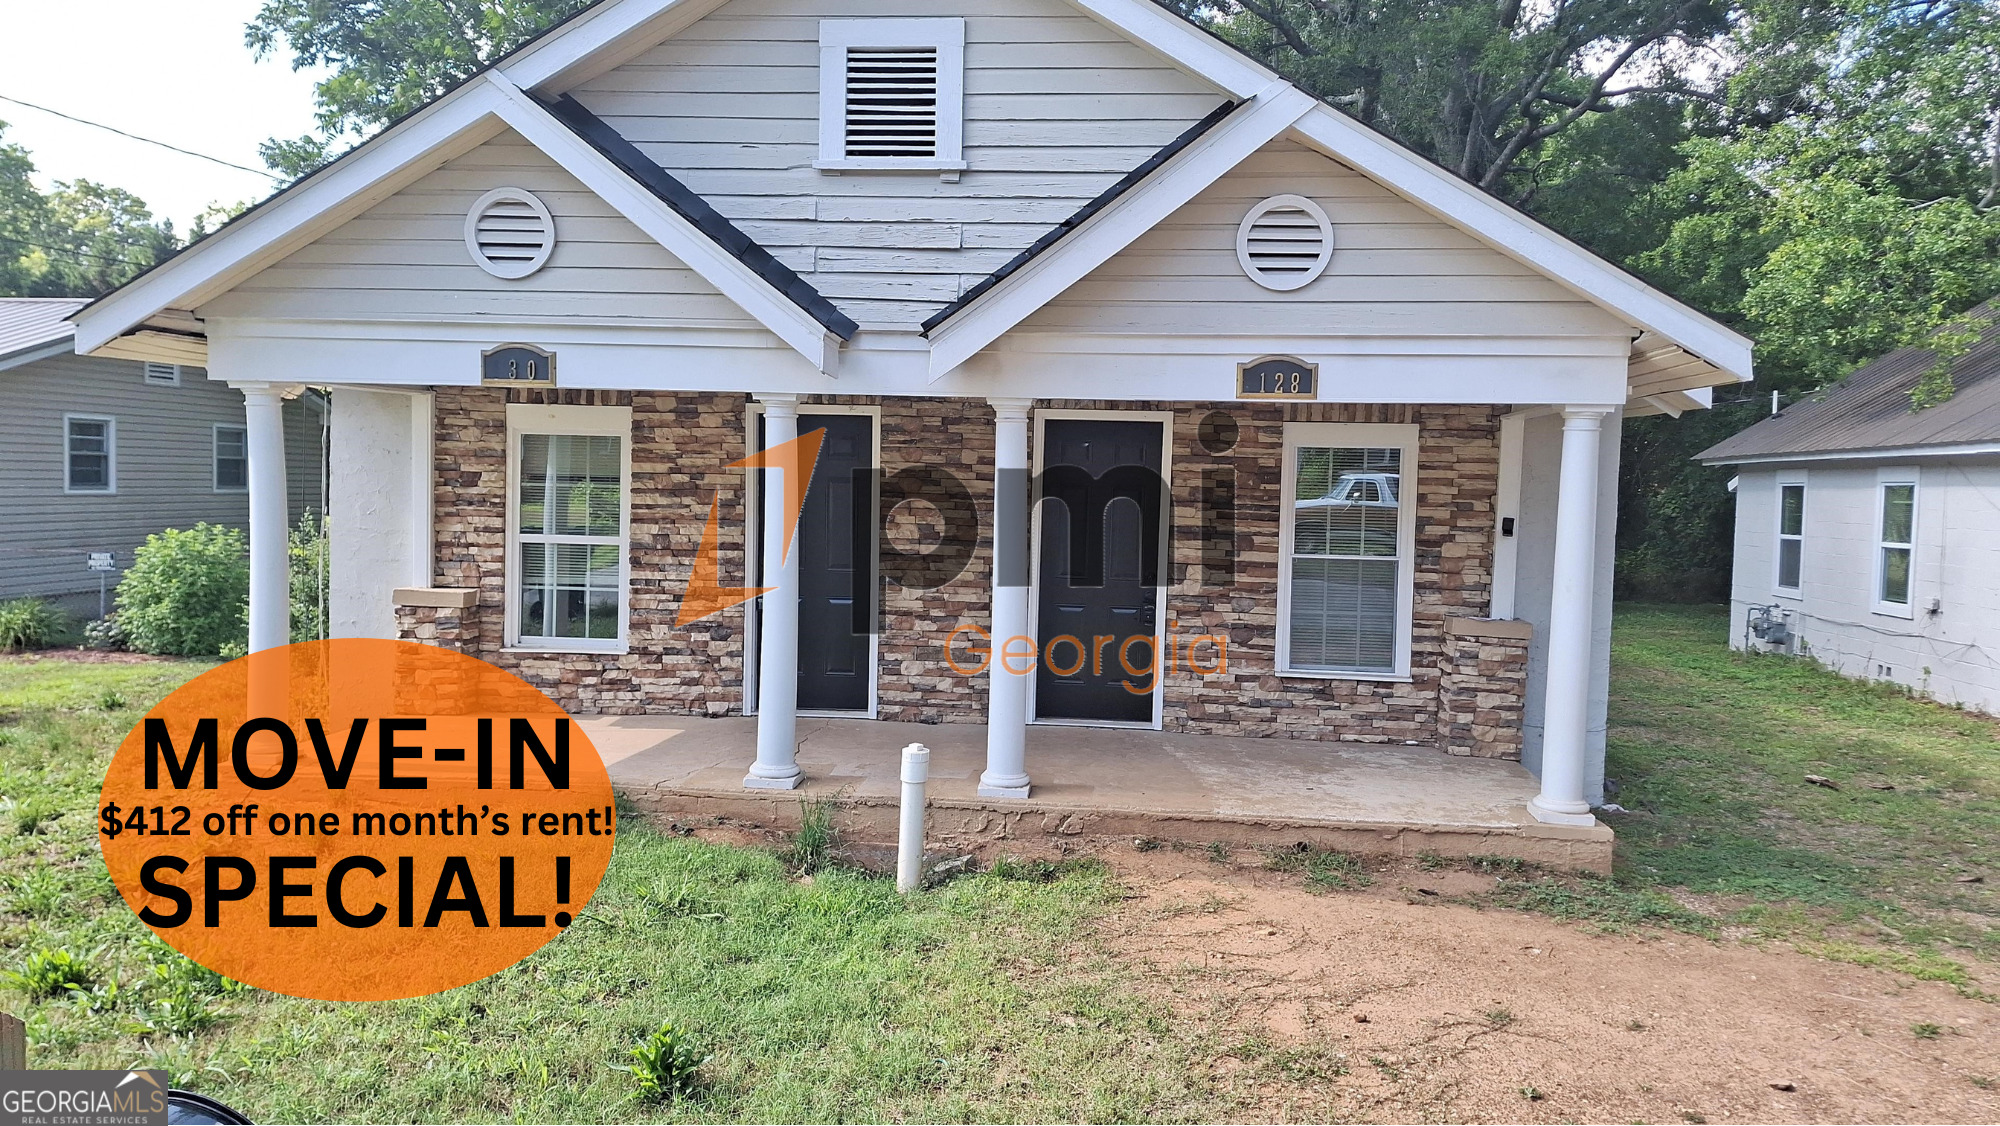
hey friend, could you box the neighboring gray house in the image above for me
[1701,305,2000,713]
[0,298,324,616]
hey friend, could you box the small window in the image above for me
[214,425,248,492]
[1877,478,1916,610]
[507,404,631,651]
[143,362,180,387]
[64,415,115,494]
[817,19,965,172]
[1775,481,1804,593]
[1278,423,1417,677]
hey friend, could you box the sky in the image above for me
[1,0,330,231]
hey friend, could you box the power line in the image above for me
[0,93,284,181]
[0,233,160,269]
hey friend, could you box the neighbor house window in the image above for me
[214,425,247,492]
[1277,423,1417,677]
[1876,475,1916,612]
[506,404,630,650]
[816,19,965,172]
[64,415,115,494]
[1775,479,1804,594]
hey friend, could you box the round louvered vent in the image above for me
[464,187,555,279]
[1236,194,1333,291]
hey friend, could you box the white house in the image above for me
[1701,305,2000,713]
[70,0,1750,830]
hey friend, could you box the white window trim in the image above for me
[143,361,181,387]
[1871,467,1917,619]
[816,18,967,173]
[1275,421,1418,680]
[1773,472,1805,599]
[503,403,633,654]
[213,423,249,494]
[63,413,117,495]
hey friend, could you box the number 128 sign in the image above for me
[1237,355,1318,399]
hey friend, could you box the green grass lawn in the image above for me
[1,606,1996,1122]
[0,655,1232,1123]
[1607,604,2000,981]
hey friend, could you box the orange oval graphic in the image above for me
[98,639,615,1002]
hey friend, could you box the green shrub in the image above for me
[0,598,63,651]
[5,947,97,999]
[82,613,127,651]
[291,510,328,643]
[116,524,248,656]
[624,1020,706,1102]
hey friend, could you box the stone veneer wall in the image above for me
[415,389,1518,753]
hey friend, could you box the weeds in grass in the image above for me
[1912,1022,1943,1040]
[1484,874,1716,935]
[1482,1006,1514,1028]
[991,855,1103,884]
[1417,851,1446,871]
[1265,844,1371,891]
[785,796,839,875]
[10,797,57,835]
[1800,942,1983,997]
[1519,1085,1543,1101]
[624,1020,708,1102]
[96,690,125,711]
[5,865,66,917]
[6,947,97,998]
[1204,841,1229,865]
[1266,1047,1348,1081]
[1468,854,1526,875]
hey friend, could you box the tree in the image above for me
[0,121,180,298]
[248,0,589,177]
[1168,0,1740,194]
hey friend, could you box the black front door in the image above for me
[1035,418,1164,723]
[756,412,874,712]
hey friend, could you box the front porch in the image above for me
[588,714,1615,872]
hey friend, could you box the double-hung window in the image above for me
[1775,477,1804,595]
[1277,423,1417,678]
[64,415,115,494]
[214,425,248,492]
[1875,472,1917,616]
[506,405,631,651]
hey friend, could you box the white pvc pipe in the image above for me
[897,742,930,893]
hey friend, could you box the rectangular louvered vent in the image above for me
[844,47,939,159]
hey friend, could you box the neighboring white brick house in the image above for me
[1701,304,2000,713]
[0,298,324,612]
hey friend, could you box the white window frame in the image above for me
[143,362,181,387]
[816,18,966,173]
[503,404,633,654]
[1872,468,1918,619]
[63,413,117,495]
[1275,422,1418,680]
[213,424,248,493]
[1773,473,1805,598]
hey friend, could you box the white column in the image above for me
[1529,406,1612,827]
[746,395,804,790]
[980,398,1033,799]
[240,383,292,654]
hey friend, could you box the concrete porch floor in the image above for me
[584,716,1613,871]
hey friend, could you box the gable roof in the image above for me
[1699,304,2000,465]
[74,0,1750,391]
[0,298,88,370]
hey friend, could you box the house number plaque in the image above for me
[1237,355,1317,399]
[482,343,557,387]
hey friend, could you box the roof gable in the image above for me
[0,299,86,370]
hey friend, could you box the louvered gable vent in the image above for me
[464,187,555,279]
[818,19,965,171]
[844,47,939,159]
[1237,195,1334,292]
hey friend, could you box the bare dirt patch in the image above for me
[1100,846,2000,1124]
[0,649,184,665]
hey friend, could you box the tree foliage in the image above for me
[0,122,180,298]
[247,0,589,177]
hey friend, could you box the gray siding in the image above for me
[1729,459,2000,714]
[201,129,759,329]
[0,353,323,603]
[569,0,1226,328]
[1021,139,1630,338]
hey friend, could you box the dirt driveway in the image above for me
[1100,849,2000,1124]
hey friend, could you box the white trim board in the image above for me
[1706,442,2000,466]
